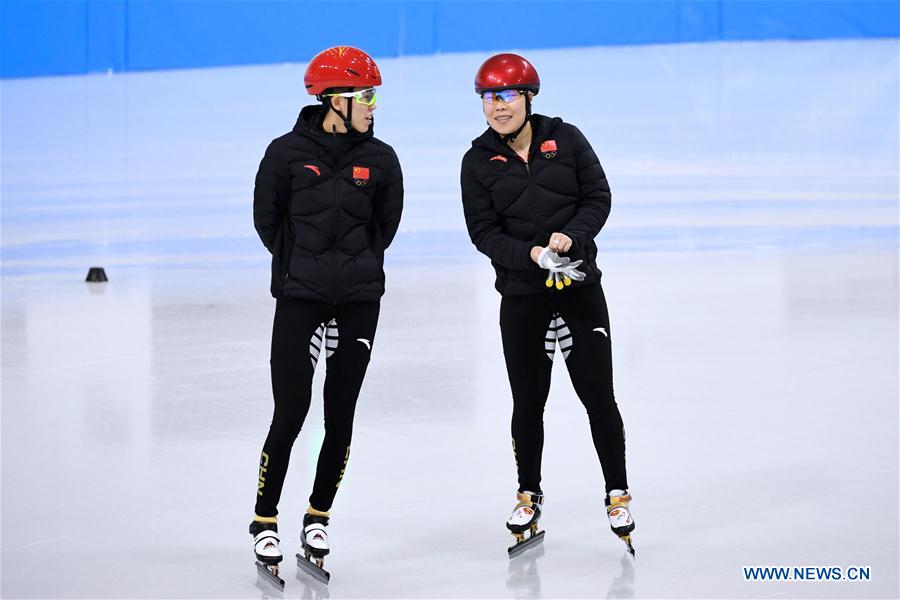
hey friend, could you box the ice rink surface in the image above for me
[2,39,898,598]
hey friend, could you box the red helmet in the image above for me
[304,46,382,96]
[474,53,540,95]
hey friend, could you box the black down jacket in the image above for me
[254,105,403,302]
[460,114,611,296]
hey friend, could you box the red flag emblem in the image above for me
[540,140,557,153]
[352,166,370,180]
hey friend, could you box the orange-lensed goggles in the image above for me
[481,89,523,104]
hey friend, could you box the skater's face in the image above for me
[482,89,529,136]
[328,89,377,133]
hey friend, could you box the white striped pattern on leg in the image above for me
[544,313,559,362]
[544,314,558,361]
[555,315,573,360]
[309,323,325,369]
[325,319,339,358]
[545,313,574,361]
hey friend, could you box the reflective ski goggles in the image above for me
[481,89,524,105]
[324,88,377,106]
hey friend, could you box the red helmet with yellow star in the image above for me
[304,46,382,96]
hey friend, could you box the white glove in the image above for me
[537,247,568,270]
[538,248,586,290]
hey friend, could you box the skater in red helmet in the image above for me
[250,46,403,587]
[460,53,636,558]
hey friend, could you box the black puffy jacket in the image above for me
[460,114,611,296]
[254,105,403,303]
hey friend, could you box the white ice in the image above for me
[1,39,898,598]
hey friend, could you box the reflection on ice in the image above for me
[507,544,545,598]
[606,553,636,600]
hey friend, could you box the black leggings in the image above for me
[500,284,627,495]
[255,298,379,517]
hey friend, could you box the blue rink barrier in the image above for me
[2,0,899,78]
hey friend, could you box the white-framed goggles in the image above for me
[323,88,377,106]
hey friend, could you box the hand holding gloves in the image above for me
[537,247,586,290]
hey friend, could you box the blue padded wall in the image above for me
[2,0,898,78]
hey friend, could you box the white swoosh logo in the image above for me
[593,327,608,337]
[357,338,371,350]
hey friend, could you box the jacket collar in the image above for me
[471,113,563,158]
[293,105,374,151]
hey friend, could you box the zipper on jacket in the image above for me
[510,150,530,176]
[515,148,543,238]
[283,202,294,284]
[331,165,339,304]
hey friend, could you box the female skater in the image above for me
[460,53,635,557]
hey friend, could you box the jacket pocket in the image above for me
[272,219,294,288]
[367,222,385,264]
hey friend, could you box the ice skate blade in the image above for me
[296,553,331,585]
[621,535,635,558]
[508,530,545,559]
[255,561,285,590]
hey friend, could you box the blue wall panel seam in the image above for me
[84,0,90,74]
[124,0,129,71]
[717,0,723,40]
[432,1,437,54]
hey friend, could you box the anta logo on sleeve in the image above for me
[490,155,508,163]
[303,164,321,176]
[352,166,370,186]
[540,140,557,159]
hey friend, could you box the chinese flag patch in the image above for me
[540,140,558,153]
[352,166,370,180]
